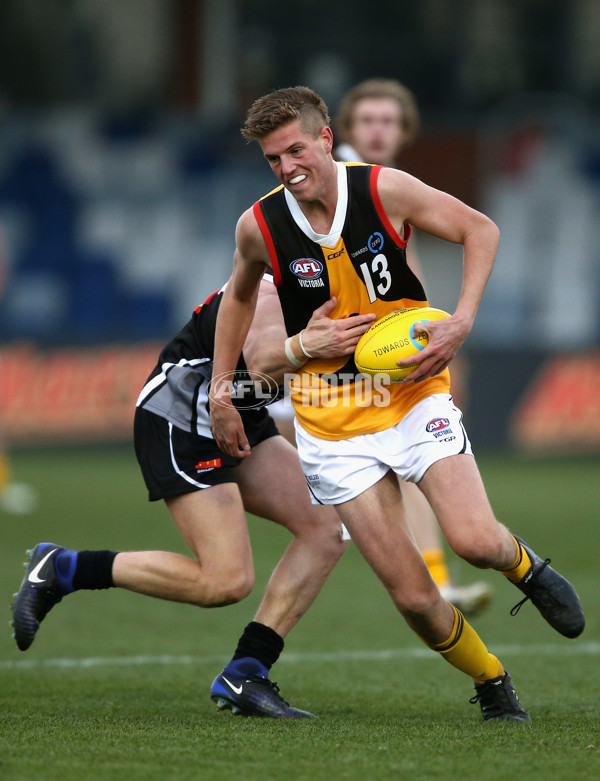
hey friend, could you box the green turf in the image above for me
[1,446,599,780]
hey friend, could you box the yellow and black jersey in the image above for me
[254,162,451,440]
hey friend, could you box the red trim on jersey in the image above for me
[253,201,281,286]
[370,165,411,248]
[195,289,218,313]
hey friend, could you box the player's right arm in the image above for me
[377,166,499,382]
[209,208,269,457]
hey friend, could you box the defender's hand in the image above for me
[209,401,251,458]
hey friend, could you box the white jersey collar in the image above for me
[283,161,348,249]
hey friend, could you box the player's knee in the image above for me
[393,584,440,621]
[215,569,254,606]
[293,507,345,544]
[452,532,503,569]
[192,566,254,607]
[294,518,348,565]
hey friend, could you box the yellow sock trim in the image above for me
[0,454,11,490]
[421,548,451,589]
[429,605,504,682]
[501,536,532,583]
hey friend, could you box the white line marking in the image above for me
[2,642,599,671]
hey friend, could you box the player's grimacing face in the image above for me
[259,120,334,202]
[348,97,406,165]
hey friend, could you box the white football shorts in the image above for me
[295,394,473,506]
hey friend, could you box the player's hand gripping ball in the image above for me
[354,307,451,381]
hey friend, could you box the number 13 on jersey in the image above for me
[360,254,392,303]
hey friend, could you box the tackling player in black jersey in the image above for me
[11,277,375,719]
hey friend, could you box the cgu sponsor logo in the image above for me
[426,418,450,433]
[290,258,324,279]
[327,248,345,260]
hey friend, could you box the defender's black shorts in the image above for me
[134,406,279,501]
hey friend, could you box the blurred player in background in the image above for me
[0,226,38,515]
[271,78,492,616]
[11,277,375,719]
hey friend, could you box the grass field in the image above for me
[1,445,598,780]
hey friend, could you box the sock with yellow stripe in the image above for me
[501,536,532,583]
[422,548,451,589]
[427,604,504,683]
[0,453,11,491]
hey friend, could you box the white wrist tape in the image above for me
[284,336,305,367]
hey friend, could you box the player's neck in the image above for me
[295,162,339,235]
[299,201,337,235]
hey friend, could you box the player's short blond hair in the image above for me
[336,78,420,147]
[241,86,330,141]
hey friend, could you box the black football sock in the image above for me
[231,621,285,670]
[71,550,118,591]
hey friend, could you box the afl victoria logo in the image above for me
[290,258,323,279]
[426,418,450,433]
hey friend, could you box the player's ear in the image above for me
[321,126,334,153]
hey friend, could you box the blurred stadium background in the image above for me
[2,7,599,776]
[1,0,599,457]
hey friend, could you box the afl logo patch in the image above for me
[290,258,324,279]
[426,417,450,433]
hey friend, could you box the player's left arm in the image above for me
[243,281,375,383]
[377,167,499,382]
